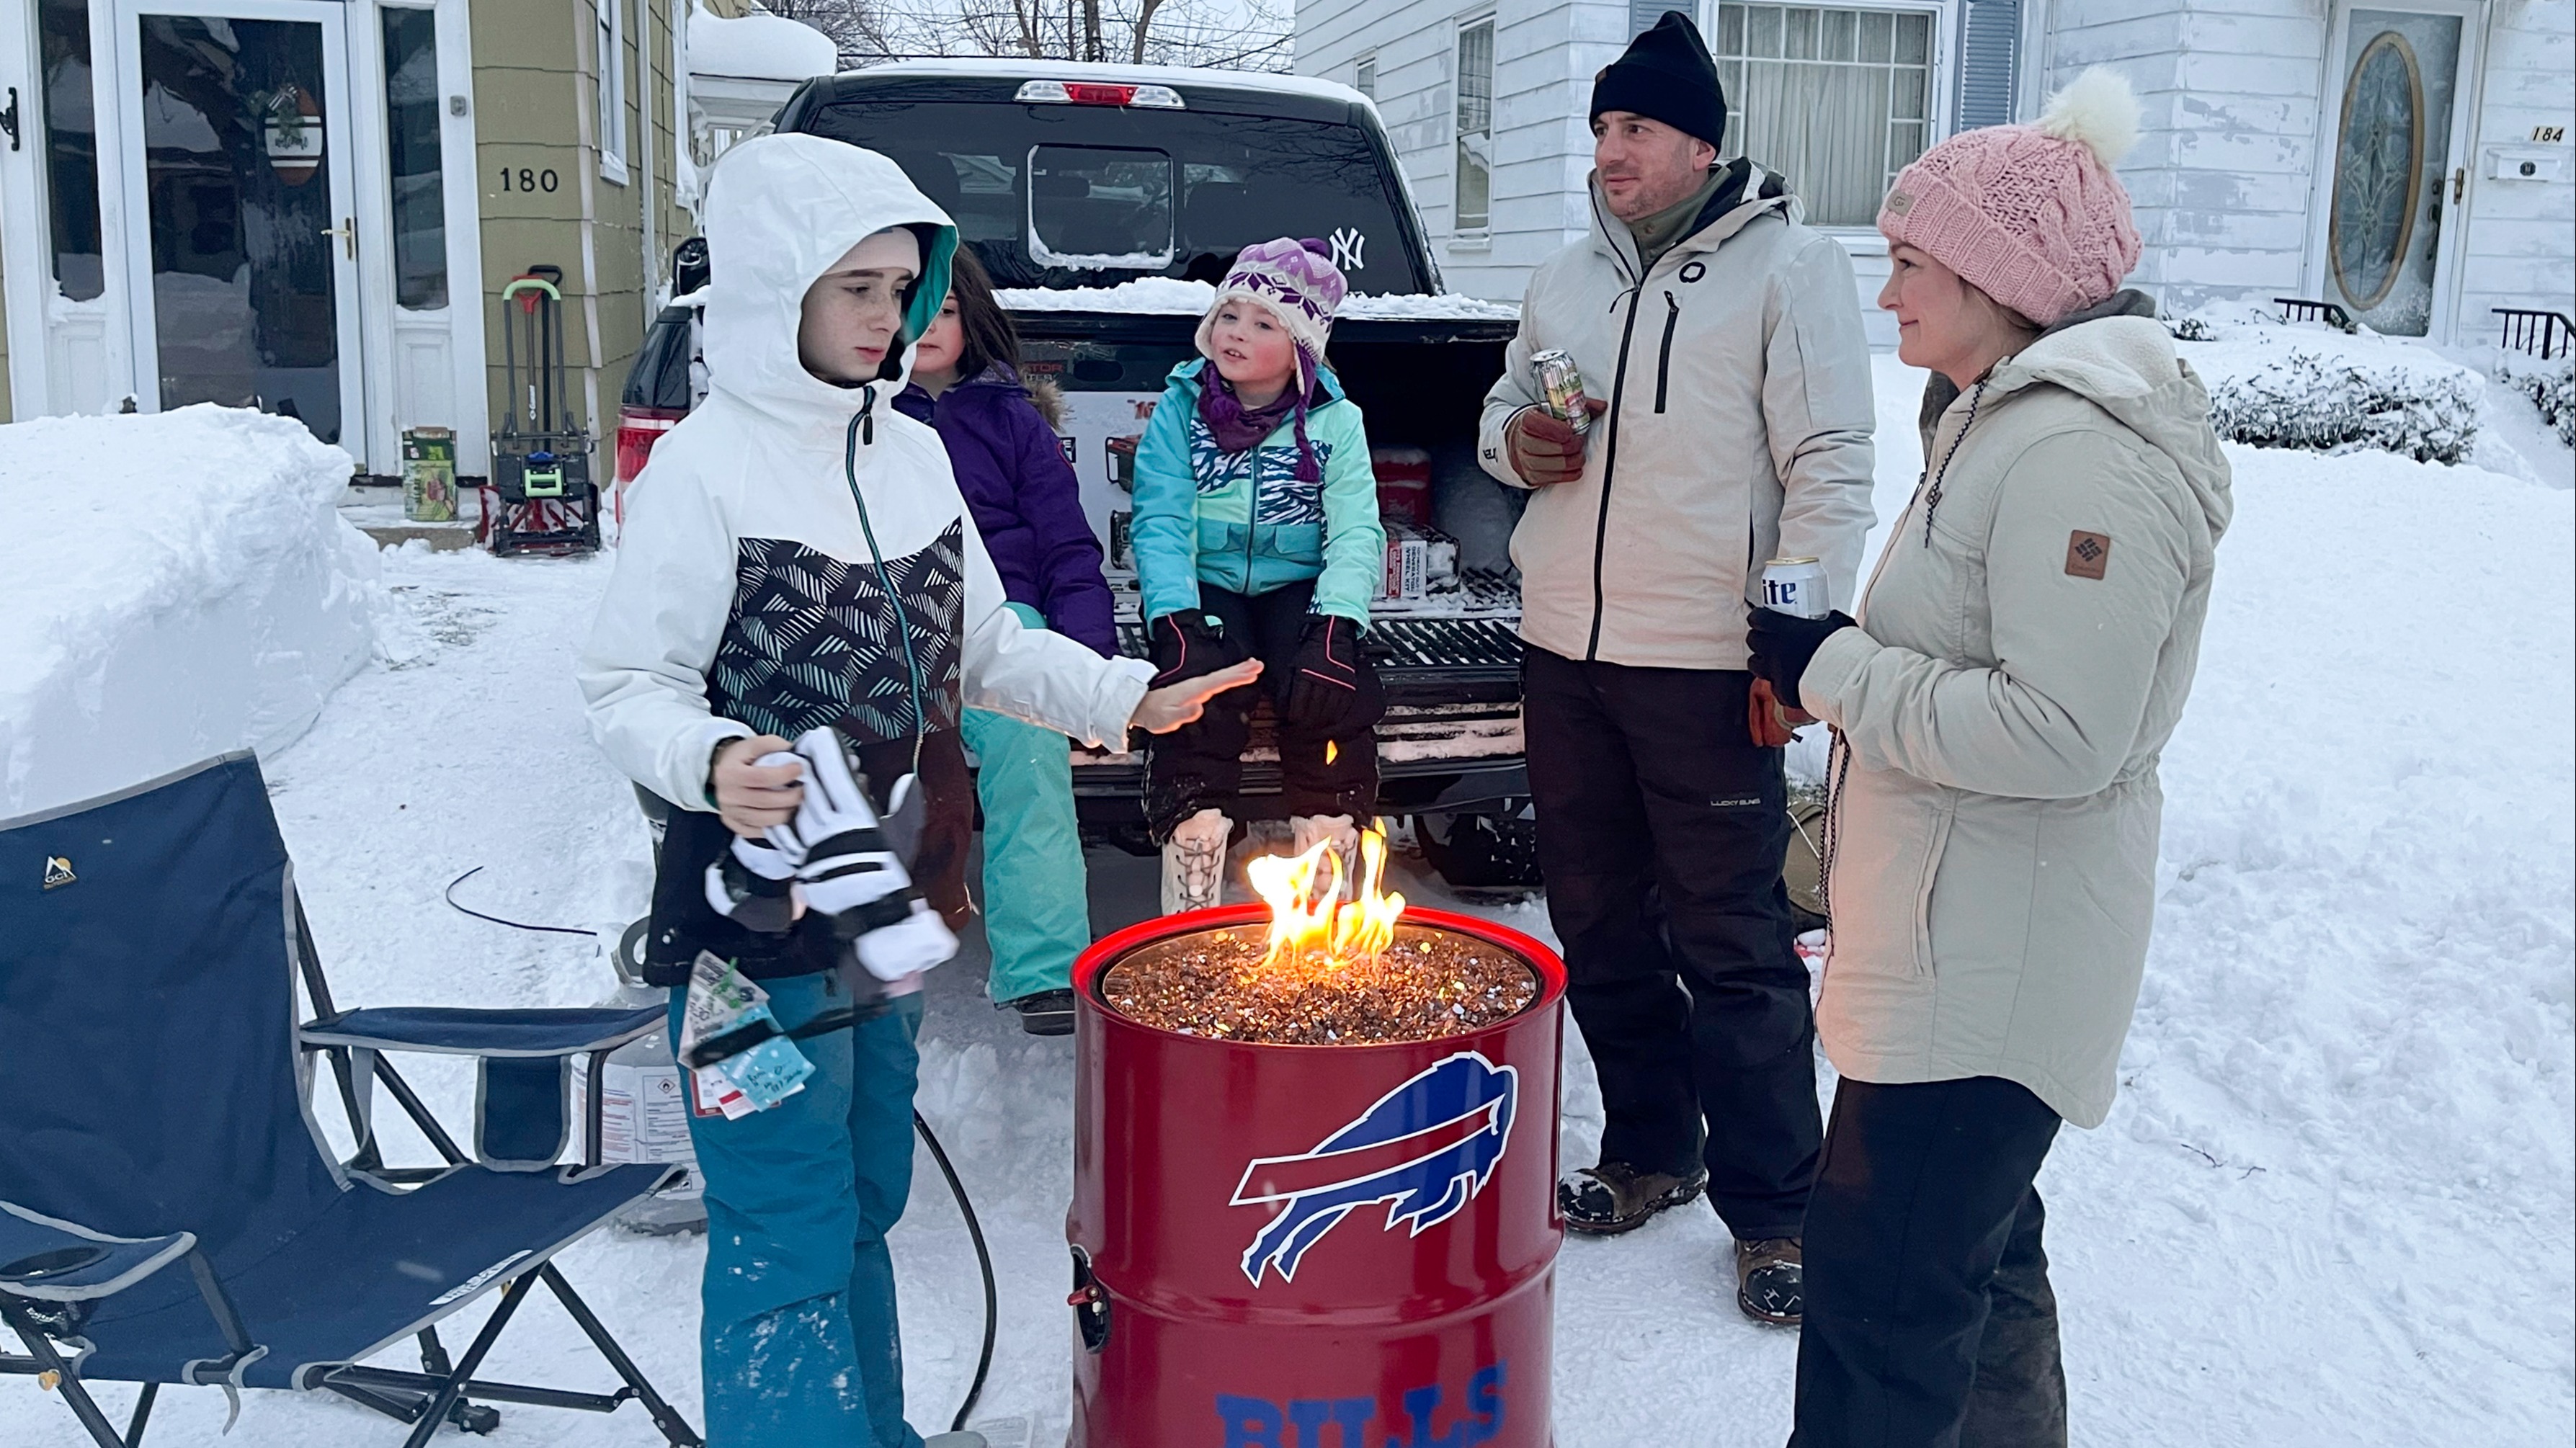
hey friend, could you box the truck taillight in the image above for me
[615,406,682,485]
[1015,79,1184,109]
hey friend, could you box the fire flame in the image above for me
[1245,828,1407,974]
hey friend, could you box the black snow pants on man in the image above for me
[1521,645,1819,1241]
[1793,1075,2069,1448]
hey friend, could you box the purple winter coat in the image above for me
[895,364,1116,657]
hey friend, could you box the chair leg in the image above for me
[539,1265,703,1447]
[2,1308,130,1448]
[400,1273,535,1448]
[125,1382,156,1447]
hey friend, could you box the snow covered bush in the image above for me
[2496,352,2575,447]
[0,406,378,816]
[2180,324,2484,465]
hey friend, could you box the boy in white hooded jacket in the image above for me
[579,134,1253,1448]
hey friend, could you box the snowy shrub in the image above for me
[2183,327,2484,465]
[2495,353,2575,447]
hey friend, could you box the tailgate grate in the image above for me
[1115,614,1521,672]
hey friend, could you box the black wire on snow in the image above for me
[914,1109,999,1434]
[440,866,602,937]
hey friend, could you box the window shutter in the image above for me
[1630,1,1671,38]
[1956,0,2020,130]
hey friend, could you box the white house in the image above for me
[1296,0,2574,349]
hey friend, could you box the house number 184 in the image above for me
[499,167,561,192]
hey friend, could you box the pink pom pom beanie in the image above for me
[1877,67,2144,327]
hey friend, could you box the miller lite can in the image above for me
[1761,556,1829,619]
[1530,349,1593,434]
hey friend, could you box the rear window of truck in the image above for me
[796,99,1430,295]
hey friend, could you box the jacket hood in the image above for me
[700,133,958,429]
[1987,308,2233,545]
[1586,157,1796,282]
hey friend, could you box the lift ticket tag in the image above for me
[681,952,812,1119]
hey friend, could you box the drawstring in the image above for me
[842,399,927,778]
[1920,375,1988,546]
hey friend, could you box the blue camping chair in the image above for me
[0,754,701,1447]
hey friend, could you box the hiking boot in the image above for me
[1556,1161,1708,1235]
[1734,1236,1803,1327]
[1001,988,1075,1037]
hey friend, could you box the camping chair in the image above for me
[0,753,701,1447]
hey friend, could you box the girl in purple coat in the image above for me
[896,247,1112,1035]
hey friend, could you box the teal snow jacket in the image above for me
[1129,358,1384,626]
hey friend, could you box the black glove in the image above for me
[1284,614,1385,735]
[1147,609,1249,688]
[1746,608,1855,712]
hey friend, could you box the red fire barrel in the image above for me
[1070,904,1566,1447]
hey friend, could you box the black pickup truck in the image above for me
[618,61,1538,888]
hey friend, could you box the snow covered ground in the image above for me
[4,359,2570,1447]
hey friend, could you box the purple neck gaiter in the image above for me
[1197,366,1323,483]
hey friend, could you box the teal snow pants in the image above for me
[962,602,1093,1004]
[674,978,926,1448]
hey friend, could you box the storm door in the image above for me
[2315,5,2482,337]
[112,1,361,444]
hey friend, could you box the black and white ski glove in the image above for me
[1283,614,1384,735]
[770,728,959,982]
[1147,609,1249,688]
[703,834,799,934]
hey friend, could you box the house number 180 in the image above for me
[499,167,561,192]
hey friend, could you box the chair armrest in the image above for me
[0,1200,195,1304]
[300,1005,664,1059]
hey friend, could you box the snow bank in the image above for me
[994,277,1518,321]
[687,1,835,81]
[2497,351,2575,448]
[2173,316,2485,465]
[0,406,378,818]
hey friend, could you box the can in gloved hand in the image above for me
[1531,349,1592,434]
[1760,557,1829,620]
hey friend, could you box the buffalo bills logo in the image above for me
[1231,1053,1517,1287]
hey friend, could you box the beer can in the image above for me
[1761,557,1830,619]
[1531,349,1593,434]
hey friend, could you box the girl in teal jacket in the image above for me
[1131,238,1386,911]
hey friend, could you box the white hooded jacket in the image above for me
[579,134,1151,813]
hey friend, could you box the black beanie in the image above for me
[1590,10,1728,151]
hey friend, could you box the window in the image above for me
[1454,18,1495,233]
[1027,146,1176,270]
[1713,3,1935,228]
[380,6,447,309]
[596,0,628,183]
[1355,54,1377,102]
[37,0,104,300]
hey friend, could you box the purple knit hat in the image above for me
[1878,68,2144,327]
[1196,238,1347,482]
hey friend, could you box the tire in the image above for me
[1416,801,1543,891]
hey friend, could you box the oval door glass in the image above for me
[2326,11,2461,336]
[139,14,340,441]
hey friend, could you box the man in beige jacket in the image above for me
[1475,10,1876,1326]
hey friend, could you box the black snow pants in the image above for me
[1146,579,1380,837]
[1793,1075,2068,1448]
[1520,644,1819,1240]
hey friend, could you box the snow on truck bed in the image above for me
[0,406,376,818]
[995,277,1521,321]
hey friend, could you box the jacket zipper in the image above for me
[1585,277,1650,663]
[1654,292,1680,414]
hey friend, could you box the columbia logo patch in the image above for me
[2065,531,2111,580]
[42,856,76,890]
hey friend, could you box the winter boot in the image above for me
[1160,808,1231,914]
[1291,813,1362,886]
[999,988,1076,1037]
[1556,1160,1708,1235]
[1734,1235,1803,1327]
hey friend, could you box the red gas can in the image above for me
[1070,904,1566,1447]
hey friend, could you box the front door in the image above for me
[2315,4,2484,337]
[111,0,362,447]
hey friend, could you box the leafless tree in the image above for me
[806,0,1293,71]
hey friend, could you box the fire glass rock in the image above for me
[1098,921,1538,1045]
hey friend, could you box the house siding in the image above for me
[2457,0,2575,344]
